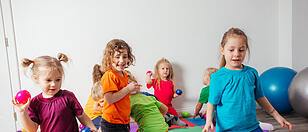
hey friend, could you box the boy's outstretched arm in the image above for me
[256,97,292,130]
[202,102,214,132]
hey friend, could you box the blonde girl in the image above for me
[203,28,292,132]
[100,39,140,132]
[146,58,181,117]
[13,53,97,132]
[84,64,105,130]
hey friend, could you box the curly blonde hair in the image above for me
[21,53,69,77]
[101,39,135,72]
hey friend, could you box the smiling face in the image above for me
[34,67,63,98]
[158,62,170,80]
[221,35,247,70]
[112,49,128,74]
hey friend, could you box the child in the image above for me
[126,70,186,131]
[125,70,169,132]
[12,53,97,132]
[100,39,140,132]
[84,64,104,130]
[146,58,181,117]
[203,28,292,132]
[193,67,218,119]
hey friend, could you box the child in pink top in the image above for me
[12,53,97,132]
[146,58,182,117]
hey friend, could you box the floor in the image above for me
[257,109,308,132]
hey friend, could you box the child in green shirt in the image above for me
[193,67,218,118]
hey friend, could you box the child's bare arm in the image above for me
[104,82,140,104]
[202,102,214,132]
[159,103,168,115]
[13,99,38,132]
[93,102,103,111]
[256,97,292,130]
[77,112,97,131]
[193,102,204,118]
[145,73,153,84]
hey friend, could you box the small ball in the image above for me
[80,127,91,132]
[176,89,182,95]
[79,124,84,130]
[182,112,189,118]
[15,90,31,104]
[146,71,152,76]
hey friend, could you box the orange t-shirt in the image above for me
[101,69,130,124]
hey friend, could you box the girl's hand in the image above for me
[202,121,214,132]
[12,98,30,113]
[274,114,292,130]
[127,82,141,93]
[173,93,179,98]
[93,102,103,111]
[193,113,198,119]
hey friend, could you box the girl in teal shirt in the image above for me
[203,28,292,132]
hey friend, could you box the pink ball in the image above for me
[79,124,85,130]
[146,71,152,76]
[15,90,31,104]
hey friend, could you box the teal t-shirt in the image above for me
[209,65,264,132]
[198,86,209,103]
[130,94,168,132]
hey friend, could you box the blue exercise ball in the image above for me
[260,67,296,114]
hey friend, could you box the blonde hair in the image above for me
[205,67,218,76]
[91,64,104,101]
[92,82,103,101]
[124,70,137,83]
[101,39,135,72]
[154,58,174,88]
[92,64,104,83]
[22,53,68,77]
[219,28,250,69]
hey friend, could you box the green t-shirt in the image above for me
[130,94,168,132]
[198,86,209,103]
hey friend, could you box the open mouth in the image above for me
[232,59,241,62]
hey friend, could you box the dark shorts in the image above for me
[92,116,102,129]
[101,118,130,132]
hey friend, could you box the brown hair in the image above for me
[92,82,103,101]
[101,39,135,72]
[91,64,104,100]
[124,70,137,83]
[92,64,104,83]
[219,28,250,68]
[22,53,68,77]
[154,58,174,89]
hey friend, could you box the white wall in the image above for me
[1,0,282,129]
[278,0,292,68]
[292,0,308,72]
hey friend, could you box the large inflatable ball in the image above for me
[260,67,296,114]
[289,67,308,118]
